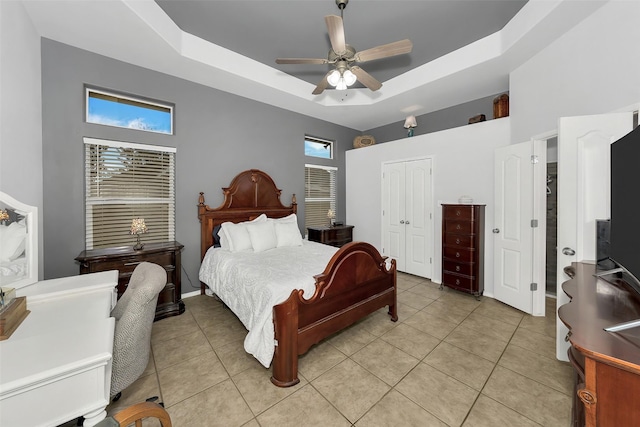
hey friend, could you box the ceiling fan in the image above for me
[276,0,413,95]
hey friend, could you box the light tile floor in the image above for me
[79,273,574,426]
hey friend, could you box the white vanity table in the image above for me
[0,270,118,427]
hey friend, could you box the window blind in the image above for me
[84,137,176,249]
[305,164,337,229]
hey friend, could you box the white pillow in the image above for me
[219,232,230,250]
[0,222,26,261]
[268,213,297,224]
[220,214,267,252]
[275,221,303,247]
[246,221,277,253]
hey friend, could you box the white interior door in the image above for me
[405,159,432,278]
[382,162,406,271]
[382,159,433,277]
[494,141,545,315]
[556,112,633,360]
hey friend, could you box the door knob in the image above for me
[562,247,576,256]
[405,220,410,225]
[493,228,500,234]
[400,220,405,224]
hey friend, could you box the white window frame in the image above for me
[85,87,174,135]
[83,137,176,249]
[305,135,334,159]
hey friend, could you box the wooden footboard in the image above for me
[271,241,397,387]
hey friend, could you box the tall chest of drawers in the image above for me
[75,241,185,321]
[441,204,485,298]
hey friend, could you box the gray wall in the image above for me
[41,39,359,293]
[363,93,506,144]
[1,1,44,278]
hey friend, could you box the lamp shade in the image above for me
[327,70,341,87]
[404,115,417,128]
[343,69,357,86]
[129,218,148,235]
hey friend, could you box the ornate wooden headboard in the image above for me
[197,169,297,262]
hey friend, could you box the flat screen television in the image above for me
[607,124,640,286]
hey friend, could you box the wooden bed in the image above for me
[198,169,397,387]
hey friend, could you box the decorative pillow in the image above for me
[275,221,303,247]
[0,222,26,261]
[220,214,268,252]
[212,224,223,248]
[268,213,297,224]
[246,221,277,253]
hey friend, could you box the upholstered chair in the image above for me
[95,401,172,427]
[110,262,166,400]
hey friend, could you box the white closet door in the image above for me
[382,162,406,271]
[382,159,432,277]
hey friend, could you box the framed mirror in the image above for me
[0,191,38,289]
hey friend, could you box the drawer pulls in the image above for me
[455,265,461,272]
[456,252,461,258]
[455,279,461,285]
[124,261,142,266]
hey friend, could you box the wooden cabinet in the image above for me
[307,225,354,248]
[75,241,185,321]
[441,204,484,298]
[559,262,640,427]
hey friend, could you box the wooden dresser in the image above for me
[75,241,185,321]
[307,225,354,248]
[441,204,484,298]
[559,262,640,427]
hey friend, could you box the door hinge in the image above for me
[430,257,432,264]
[430,212,432,220]
[530,283,538,291]
[531,155,539,164]
[531,219,538,228]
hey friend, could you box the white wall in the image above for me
[510,0,640,143]
[346,118,510,297]
[0,1,43,277]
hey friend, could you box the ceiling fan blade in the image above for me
[312,72,331,95]
[355,39,413,63]
[351,66,382,91]
[276,58,328,65]
[325,15,347,56]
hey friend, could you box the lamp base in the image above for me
[133,234,145,251]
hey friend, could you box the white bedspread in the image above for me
[198,240,338,367]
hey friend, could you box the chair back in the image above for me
[110,262,166,398]
[95,401,172,427]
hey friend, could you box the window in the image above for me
[305,135,333,159]
[86,88,173,135]
[305,164,336,229]
[84,138,176,249]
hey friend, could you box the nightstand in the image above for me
[307,225,354,248]
[75,241,185,321]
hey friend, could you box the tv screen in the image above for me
[610,125,640,284]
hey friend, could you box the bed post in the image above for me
[271,292,300,387]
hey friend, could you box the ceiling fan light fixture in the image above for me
[343,69,357,86]
[327,69,341,86]
[335,79,348,90]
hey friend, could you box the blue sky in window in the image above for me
[88,97,172,134]
[305,140,331,159]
